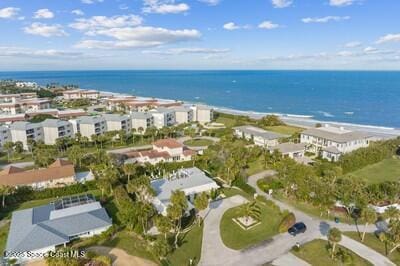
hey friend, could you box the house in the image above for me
[268,143,307,159]
[103,114,132,133]
[10,121,44,149]
[190,105,213,124]
[151,167,219,215]
[69,116,107,139]
[5,194,112,263]
[0,159,76,189]
[233,125,287,147]
[62,89,99,100]
[170,106,194,124]
[124,138,196,165]
[300,125,373,161]
[131,112,154,133]
[150,108,176,128]
[42,119,74,145]
[0,125,11,151]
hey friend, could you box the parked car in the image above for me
[288,222,307,236]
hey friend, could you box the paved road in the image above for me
[271,252,310,266]
[106,145,152,154]
[0,161,34,169]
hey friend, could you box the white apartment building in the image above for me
[233,125,287,147]
[0,125,11,151]
[70,116,107,140]
[62,89,99,100]
[191,105,213,124]
[130,112,154,133]
[42,119,74,145]
[300,125,373,161]
[103,114,132,133]
[170,106,194,124]
[150,108,176,129]
[10,121,44,149]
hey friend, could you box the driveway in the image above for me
[87,246,157,266]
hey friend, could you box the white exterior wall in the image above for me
[175,110,193,124]
[131,117,153,132]
[11,125,44,149]
[151,112,176,129]
[0,127,11,151]
[300,134,371,154]
[79,121,107,139]
[43,123,74,145]
[105,119,132,133]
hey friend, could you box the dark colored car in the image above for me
[288,222,307,236]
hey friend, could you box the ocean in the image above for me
[0,70,399,128]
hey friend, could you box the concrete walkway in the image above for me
[271,252,310,266]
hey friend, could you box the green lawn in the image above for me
[215,116,237,128]
[0,222,10,254]
[220,200,283,250]
[103,230,157,263]
[292,239,372,266]
[264,125,304,135]
[183,139,214,147]
[220,187,253,201]
[246,157,267,176]
[347,158,400,184]
[167,224,203,265]
[344,232,400,265]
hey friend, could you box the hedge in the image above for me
[278,212,296,233]
[232,177,256,195]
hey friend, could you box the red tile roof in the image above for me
[153,138,183,149]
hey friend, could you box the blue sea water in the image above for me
[0,70,399,128]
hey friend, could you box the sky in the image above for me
[0,0,399,70]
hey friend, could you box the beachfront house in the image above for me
[190,105,213,124]
[42,119,74,145]
[62,89,99,100]
[150,107,176,128]
[0,159,76,189]
[233,125,287,147]
[5,194,112,263]
[131,112,154,133]
[69,116,107,140]
[268,143,307,159]
[151,167,219,216]
[10,121,44,149]
[300,125,373,161]
[169,106,194,124]
[102,114,132,133]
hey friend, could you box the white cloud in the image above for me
[271,0,293,8]
[344,41,361,48]
[70,15,143,32]
[329,0,355,7]
[0,47,84,58]
[142,47,229,55]
[81,0,104,4]
[198,0,221,5]
[302,16,350,23]
[75,26,201,49]
[364,46,378,53]
[222,22,250,31]
[71,9,85,16]
[23,23,68,37]
[376,33,400,44]
[0,7,20,19]
[143,0,190,14]
[258,21,280,30]
[33,9,54,19]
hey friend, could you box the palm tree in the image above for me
[123,163,136,182]
[384,206,400,222]
[3,141,14,162]
[194,192,209,224]
[361,207,377,242]
[328,227,342,259]
[0,185,14,208]
[240,201,261,223]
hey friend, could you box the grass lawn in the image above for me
[215,116,237,128]
[264,125,304,135]
[103,230,157,263]
[220,200,283,250]
[220,187,252,201]
[0,222,10,254]
[246,157,267,176]
[0,153,33,166]
[344,232,400,265]
[167,224,203,265]
[292,239,372,266]
[347,158,400,184]
[183,139,214,147]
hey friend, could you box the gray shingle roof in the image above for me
[234,125,288,140]
[6,200,112,253]
[301,127,372,143]
[268,143,306,154]
[130,112,152,119]
[102,114,130,122]
[10,121,41,131]
[77,116,105,124]
[41,119,70,128]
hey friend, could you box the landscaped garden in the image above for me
[344,232,400,265]
[0,222,10,254]
[220,198,283,250]
[292,239,373,266]
[183,138,214,147]
[347,158,400,184]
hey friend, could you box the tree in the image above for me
[194,192,209,224]
[153,237,171,261]
[67,145,85,168]
[328,227,342,259]
[14,141,23,154]
[127,175,154,202]
[360,207,377,242]
[384,206,400,222]
[167,190,188,248]
[0,185,14,208]
[3,141,14,162]
[123,163,137,182]
[155,215,172,239]
[240,201,261,223]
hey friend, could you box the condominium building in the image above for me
[130,112,154,133]
[0,125,11,151]
[62,89,99,100]
[10,121,44,149]
[69,116,107,139]
[170,106,194,124]
[103,114,132,133]
[191,105,214,124]
[300,125,373,161]
[42,119,74,145]
[233,125,287,147]
[0,98,51,115]
[150,107,176,128]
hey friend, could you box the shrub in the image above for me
[232,177,256,195]
[278,212,296,233]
